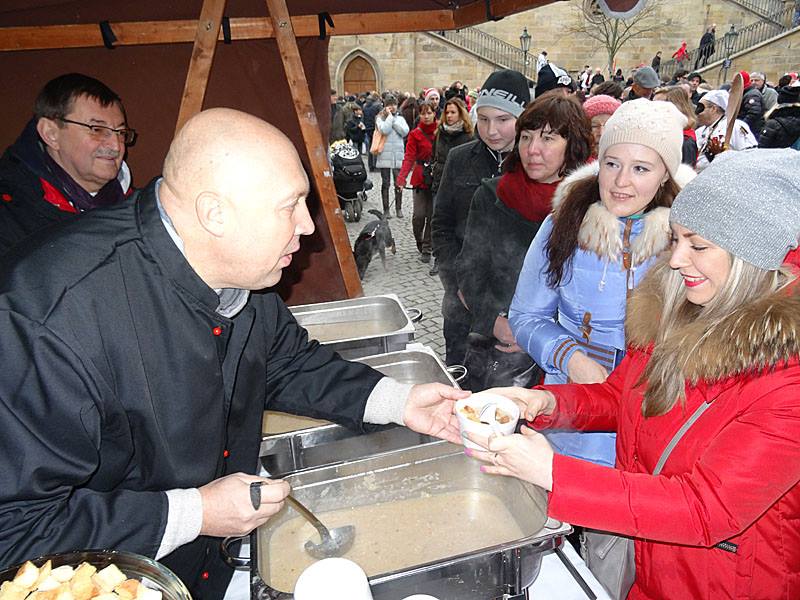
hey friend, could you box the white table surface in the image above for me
[223,538,611,600]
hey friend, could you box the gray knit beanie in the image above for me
[598,98,686,178]
[670,148,800,270]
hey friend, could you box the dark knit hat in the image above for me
[475,69,530,117]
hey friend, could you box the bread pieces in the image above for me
[2,561,163,600]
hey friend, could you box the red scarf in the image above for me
[495,165,559,223]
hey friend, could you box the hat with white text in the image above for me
[474,69,530,117]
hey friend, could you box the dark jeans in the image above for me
[365,130,376,169]
[412,188,433,255]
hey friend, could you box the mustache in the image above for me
[94,149,121,159]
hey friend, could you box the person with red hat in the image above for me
[738,69,766,139]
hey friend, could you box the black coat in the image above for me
[456,178,544,337]
[740,86,765,136]
[430,127,473,194]
[759,103,800,149]
[0,124,80,255]
[0,179,381,599]
[431,139,503,320]
[362,99,382,133]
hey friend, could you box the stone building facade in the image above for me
[329,0,798,94]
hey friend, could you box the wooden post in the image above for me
[174,0,227,134]
[265,0,363,298]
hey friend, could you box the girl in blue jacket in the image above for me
[509,99,696,466]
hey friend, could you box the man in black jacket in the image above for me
[431,69,529,370]
[0,108,465,599]
[362,93,382,171]
[0,73,135,255]
[739,70,765,140]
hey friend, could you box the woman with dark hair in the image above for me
[375,95,409,217]
[469,149,800,600]
[397,101,438,263]
[509,99,696,466]
[456,94,592,391]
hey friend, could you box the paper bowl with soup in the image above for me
[456,392,520,450]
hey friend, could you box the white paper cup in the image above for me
[294,558,373,600]
[402,595,441,599]
[455,391,520,450]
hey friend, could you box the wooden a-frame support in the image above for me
[264,0,363,297]
[173,0,363,296]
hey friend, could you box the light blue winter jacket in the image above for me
[375,112,409,169]
[509,162,677,467]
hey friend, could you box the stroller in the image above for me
[330,142,372,222]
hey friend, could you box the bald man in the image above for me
[0,108,467,598]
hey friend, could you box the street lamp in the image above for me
[519,27,532,75]
[721,24,738,83]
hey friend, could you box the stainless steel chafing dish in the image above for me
[260,347,461,477]
[245,441,570,600]
[289,294,419,359]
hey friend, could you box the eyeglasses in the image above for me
[695,103,706,115]
[59,118,137,146]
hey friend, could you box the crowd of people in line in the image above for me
[0,55,798,600]
[323,55,800,599]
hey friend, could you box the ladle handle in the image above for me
[286,494,331,540]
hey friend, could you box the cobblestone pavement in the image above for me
[343,169,446,359]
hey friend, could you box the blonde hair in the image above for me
[653,86,696,129]
[436,97,474,137]
[639,257,793,416]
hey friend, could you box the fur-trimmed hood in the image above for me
[764,101,800,120]
[550,162,696,267]
[626,260,800,383]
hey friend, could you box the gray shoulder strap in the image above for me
[653,401,712,476]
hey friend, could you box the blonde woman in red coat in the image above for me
[467,149,800,599]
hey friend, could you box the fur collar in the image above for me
[764,102,800,120]
[627,261,800,383]
[551,162,694,267]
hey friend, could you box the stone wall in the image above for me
[329,0,798,94]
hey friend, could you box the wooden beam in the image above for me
[174,0,227,134]
[0,9,458,52]
[454,0,559,28]
[264,0,363,298]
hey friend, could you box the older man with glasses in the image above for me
[0,73,136,255]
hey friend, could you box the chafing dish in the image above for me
[289,294,418,359]
[244,441,570,599]
[260,347,458,477]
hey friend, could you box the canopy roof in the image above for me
[0,0,555,303]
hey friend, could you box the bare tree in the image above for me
[568,0,663,76]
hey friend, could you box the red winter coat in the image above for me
[534,264,800,600]
[397,120,436,189]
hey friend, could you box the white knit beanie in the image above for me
[598,98,687,178]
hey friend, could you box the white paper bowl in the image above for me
[455,391,520,450]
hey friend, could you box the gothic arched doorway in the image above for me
[343,56,377,95]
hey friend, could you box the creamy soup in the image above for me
[303,320,391,342]
[264,489,526,592]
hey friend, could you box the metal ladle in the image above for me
[249,482,355,559]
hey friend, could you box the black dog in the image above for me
[353,209,396,279]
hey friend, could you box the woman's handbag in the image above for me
[581,400,713,599]
[369,129,386,155]
[462,332,542,392]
